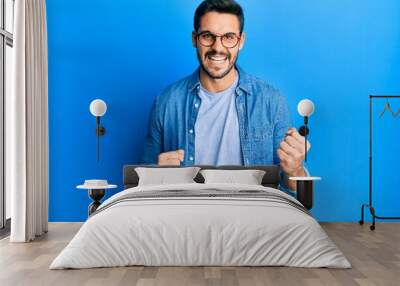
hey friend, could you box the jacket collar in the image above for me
[188,65,251,95]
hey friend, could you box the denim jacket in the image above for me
[141,66,292,169]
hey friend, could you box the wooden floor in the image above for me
[0,223,399,286]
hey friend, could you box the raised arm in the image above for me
[273,95,309,192]
[278,128,309,191]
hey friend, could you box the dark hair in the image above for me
[194,0,244,33]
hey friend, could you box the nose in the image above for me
[211,36,226,53]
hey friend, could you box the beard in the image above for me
[197,49,238,80]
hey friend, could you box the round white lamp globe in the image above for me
[89,99,107,117]
[297,99,315,117]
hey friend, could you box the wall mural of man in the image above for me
[141,0,310,192]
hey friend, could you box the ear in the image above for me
[239,32,246,50]
[192,31,198,48]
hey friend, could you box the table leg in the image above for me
[88,189,105,216]
[296,180,314,210]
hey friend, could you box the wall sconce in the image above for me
[89,99,107,162]
[297,99,315,162]
[290,99,320,211]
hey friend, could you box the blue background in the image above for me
[47,0,400,222]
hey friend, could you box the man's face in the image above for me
[192,12,245,79]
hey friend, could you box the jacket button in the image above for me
[194,103,199,108]
[189,129,194,134]
[189,156,194,161]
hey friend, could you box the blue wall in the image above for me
[47,1,400,222]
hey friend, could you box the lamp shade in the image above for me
[297,99,315,117]
[89,99,107,117]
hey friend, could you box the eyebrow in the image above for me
[197,30,239,35]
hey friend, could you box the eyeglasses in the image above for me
[196,31,241,48]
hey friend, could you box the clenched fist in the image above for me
[158,149,185,166]
[277,128,310,177]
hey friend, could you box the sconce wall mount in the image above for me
[95,116,106,137]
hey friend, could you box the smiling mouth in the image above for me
[206,54,228,64]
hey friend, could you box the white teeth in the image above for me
[209,56,227,62]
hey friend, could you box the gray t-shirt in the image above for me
[195,76,242,165]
